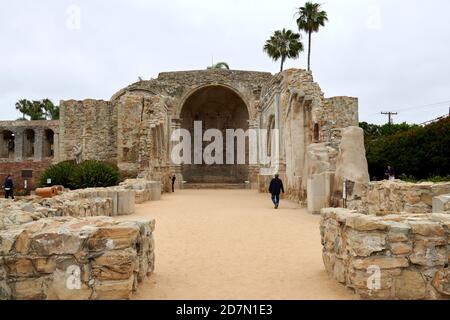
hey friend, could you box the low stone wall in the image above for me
[119,179,161,204]
[0,216,155,300]
[320,208,450,300]
[348,180,450,215]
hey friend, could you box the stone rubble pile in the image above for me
[0,216,155,300]
[320,208,450,300]
[347,180,450,215]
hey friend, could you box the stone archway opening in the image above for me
[180,85,249,184]
[23,129,35,159]
[43,129,55,158]
[0,130,15,159]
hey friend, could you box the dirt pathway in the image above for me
[123,189,357,300]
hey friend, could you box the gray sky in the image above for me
[1,0,450,124]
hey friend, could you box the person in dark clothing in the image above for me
[269,174,284,209]
[4,174,14,199]
[385,166,395,181]
[171,174,176,193]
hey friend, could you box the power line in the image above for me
[381,112,398,124]
[367,100,450,117]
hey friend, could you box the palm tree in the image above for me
[264,28,303,72]
[42,99,60,120]
[15,99,30,120]
[296,2,328,71]
[207,62,230,70]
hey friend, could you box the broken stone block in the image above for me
[307,172,334,214]
[93,277,134,300]
[92,248,137,281]
[394,270,427,300]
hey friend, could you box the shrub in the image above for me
[39,160,120,189]
[38,160,76,188]
[70,160,120,189]
[363,117,450,180]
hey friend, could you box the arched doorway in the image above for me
[180,85,249,184]
[43,129,55,158]
[0,130,15,159]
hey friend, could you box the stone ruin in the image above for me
[0,179,160,300]
[320,181,450,300]
[1,68,361,211]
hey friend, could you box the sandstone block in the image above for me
[394,270,427,300]
[92,248,137,281]
[93,277,134,300]
[351,256,409,270]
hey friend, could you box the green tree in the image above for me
[296,2,328,71]
[42,99,60,120]
[207,62,230,70]
[14,99,59,120]
[264,28,303,72]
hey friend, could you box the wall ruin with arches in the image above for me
[0,120,59,191]
[1,69,361,206]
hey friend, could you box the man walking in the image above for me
[171,174,176,193]
[4,174,14,199]
[269,174,284,209]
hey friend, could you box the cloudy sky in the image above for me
[1,0,449,124]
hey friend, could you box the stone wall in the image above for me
[320,208,450,300]
[0,216,155,300]
[59,100,117,163]
[257,69,361,210]
[348,181,450,215]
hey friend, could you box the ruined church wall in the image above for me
[59,100,118,163]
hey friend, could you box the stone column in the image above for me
[169,117,183,189]
[34,127,44,161]
[14,128,24,162]
[53,132,60,163]
[274,91,286,176]
[247,120,260,189]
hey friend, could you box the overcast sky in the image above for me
[1,0,450,124]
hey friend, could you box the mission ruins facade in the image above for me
[0,68,362,207]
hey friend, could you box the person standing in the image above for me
[269,174,284,209]
[171,174,176,193]
[4,174,14,199]
[385,166,395,181]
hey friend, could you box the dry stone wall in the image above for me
[348,181,450,215]
[0,216,155,300]
[321,208,450,300]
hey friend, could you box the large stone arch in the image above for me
[175,83,251,119]
[179,84,250,184]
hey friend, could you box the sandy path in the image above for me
[123,189,357,300]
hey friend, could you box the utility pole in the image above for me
[381,112,398,125]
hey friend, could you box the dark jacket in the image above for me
[171,176,176,183]
[4,177,13,189]
[269,178,284,195]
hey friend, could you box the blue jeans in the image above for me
[271,194,280,205]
